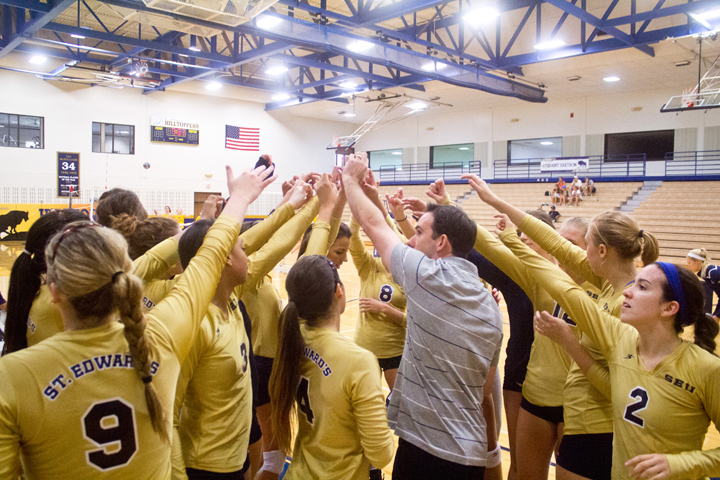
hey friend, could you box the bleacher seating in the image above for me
[629,181,720,264]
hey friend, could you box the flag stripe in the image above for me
[225,124,260,151]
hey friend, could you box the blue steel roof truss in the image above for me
[0,0,716,108]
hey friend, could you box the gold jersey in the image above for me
[474,224,566,407]
[172,295,252,476]
[238,197,319,358]
[26,286,63,347]
[349,217,406,359]
[0,215,242,479]
[284,325,394,480]
[304,213,342,257]
[513,244,720,479]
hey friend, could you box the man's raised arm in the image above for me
[342,153,402,274]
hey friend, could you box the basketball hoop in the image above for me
[682,87,698,108]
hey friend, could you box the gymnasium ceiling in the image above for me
[2,0,720,124]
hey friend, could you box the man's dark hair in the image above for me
[426,204,477,258]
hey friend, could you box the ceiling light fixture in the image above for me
[540,141,553,145]
[534,39,566,50]
[189,35,201,52]
[265,65,289,75]
[603,76,620,82]
[689,13,712,29]
[205,82,222,90]
[404,101,427,110]
[675,60,691,67]
[463,7,500,25]
[71,33,86,39]
[338,81,357,89]
[272,93,291,101]
[421,62,447,71]
[347,40,374,53]
[256,15,283,29]
[29,55,47,64]
[344,112,356,117]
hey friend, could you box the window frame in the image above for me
[507,136,563,164]
[0,112,44,149]
[92,122,135,155]
[429,143,474,168]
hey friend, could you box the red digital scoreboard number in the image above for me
[151,126,199,145]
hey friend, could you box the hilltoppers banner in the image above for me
[540,157,589,172]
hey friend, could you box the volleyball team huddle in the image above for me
[1,152,720,480]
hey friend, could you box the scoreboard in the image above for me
[151,126,199,145]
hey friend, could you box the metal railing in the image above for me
[664,150,720,176]
[493,154,646,180]
[376,161,481,183]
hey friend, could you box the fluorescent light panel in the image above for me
[272,93,291,101]
[256,15,283,29]
[421,62,447,71]
[265,65,289,75]
[205,82,222,90]
[404,101,427,110]
[534,39,566,50]
[70,34,85,39]
[347,40,374,53]
[188,46,201,52]
[344,112,356,117]
[603,76,620,82]
[463,7,499,24]
[338,81,357,89]
[29,55,46,64]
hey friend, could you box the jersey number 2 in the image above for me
[297,377,315,425]
[82,398,138,471]
[623,387,649,428]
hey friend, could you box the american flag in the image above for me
[226,125,260,151]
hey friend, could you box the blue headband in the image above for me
[656,262,690,326]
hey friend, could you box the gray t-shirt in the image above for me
[389,244,504,467]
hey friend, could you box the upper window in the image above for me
[368,149,403,170]
[0,113,44,149]
[430,143,473,168]
[93,122,135,155]
[508,137,562,164]
[605,130,673,161]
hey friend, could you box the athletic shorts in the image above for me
[521,396,564,424]
[557,433,613,480]
[392,438,485,480]
[378,354,402,371]
[255,355,274,407]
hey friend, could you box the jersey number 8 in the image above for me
[379,285,393,303]
[82,398,138,471]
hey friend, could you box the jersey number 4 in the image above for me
[623,387,649,428]
[297,377,315,425]
[82,398,138,471]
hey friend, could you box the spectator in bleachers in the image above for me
[557,177,566,192]
[686,248,720,320]
[552,185,564,206]
[584,177,595,196]
[569,185,583,207]
[548,205,561,223]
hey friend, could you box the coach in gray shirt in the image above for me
[343,153,504,480]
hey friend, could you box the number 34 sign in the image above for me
[57,152,80,198]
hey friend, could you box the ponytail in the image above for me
[4,209,87,354]
[269,255,342,454]
[639,230,660,267]
[269,301,304,455]
[113,272,169,441]
[656,263,718,355]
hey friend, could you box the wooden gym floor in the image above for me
[1,240,718,479]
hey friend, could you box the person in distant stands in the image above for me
[256,154,275,180]
[558,177,566,192]
[686,248,720,321]
[585,177,596,196]
[549,205,561,223]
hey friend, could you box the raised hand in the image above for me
[461,173,499,204]
[300,171,321,186]
[281,176,299,197]
[315,172,338,207]
[426,178,448,204]
[288,180,314,210]
[493,213,515,235]
[401,197,427,217]
[226,164,276,205]
[199,194,224,220]
[343,152,369,185]
[385,193,407,220]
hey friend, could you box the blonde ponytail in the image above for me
[589,212,659,266]
[113,272,169,442]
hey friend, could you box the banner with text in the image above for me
[540,157,589,172]
[0,204,91,241]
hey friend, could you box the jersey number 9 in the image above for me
[82,398,138,471]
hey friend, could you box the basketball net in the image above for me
[332,136,341,148]
[681,87,698,108]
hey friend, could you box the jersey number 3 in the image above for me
[623,387,649,428]
[297,377,315,425]
[82,398,138,471]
